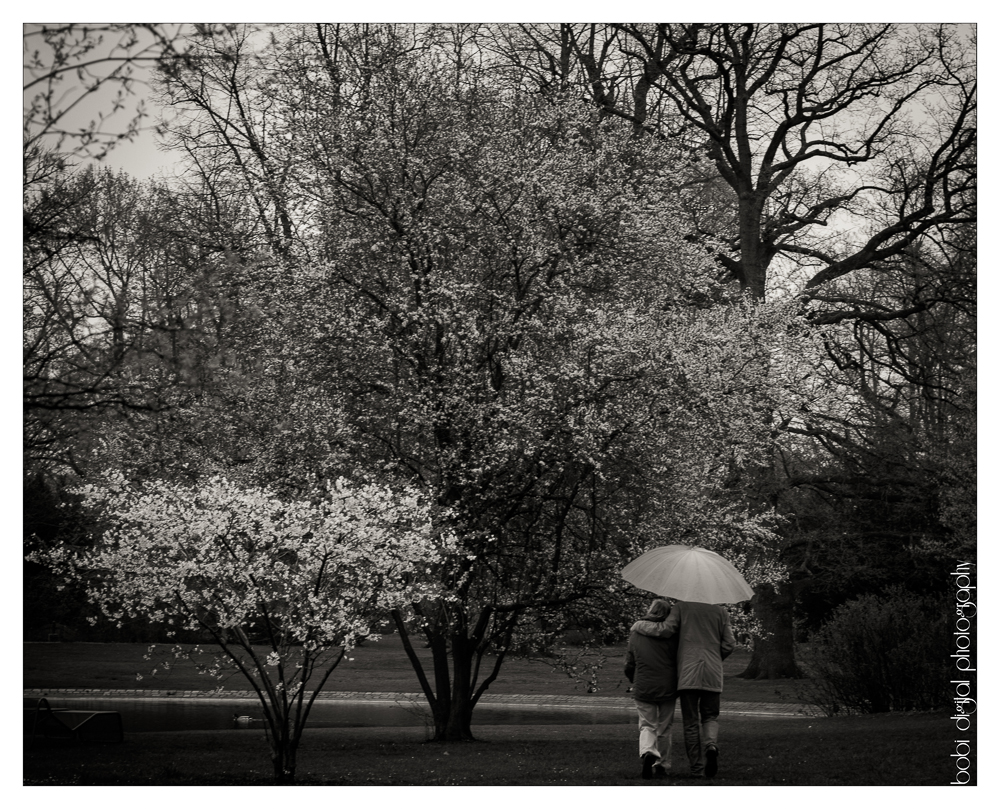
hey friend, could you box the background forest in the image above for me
[24,23,975,739]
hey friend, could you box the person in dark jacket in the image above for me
[631,600,736,778]
[624,598,679,780]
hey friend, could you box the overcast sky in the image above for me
[100,121,179,180]
[36,16,981,185]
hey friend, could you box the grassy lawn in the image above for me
[23,635,802,704]
[23,639,972,786]
[24,712,964,786]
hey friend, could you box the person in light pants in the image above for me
[631,600,736,778]
[624,599,679,779]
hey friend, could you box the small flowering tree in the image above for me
[32,473,459,784]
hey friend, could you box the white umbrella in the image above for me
[621,545,754,604]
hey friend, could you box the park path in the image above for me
[23,688,817,717]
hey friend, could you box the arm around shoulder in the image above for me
[630,611,679,638]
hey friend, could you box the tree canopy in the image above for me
[24,22,975,747]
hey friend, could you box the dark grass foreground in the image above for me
[24,712,963,786]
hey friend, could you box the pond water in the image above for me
[38,697,634,733]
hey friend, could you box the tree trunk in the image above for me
[432,685,476,742]
[392,608,481,742]
[270,741,297,784]
[738,582,800,679]
[439,630,477,740]
[424,632,478,741]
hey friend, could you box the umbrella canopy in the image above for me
[621,545,754,604]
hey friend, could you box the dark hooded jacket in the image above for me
[625,622,679,702]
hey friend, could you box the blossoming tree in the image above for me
[32,473,459,783]
[109,24,793,741]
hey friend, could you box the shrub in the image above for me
[799,587,952,715]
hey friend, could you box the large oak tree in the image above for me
[483,22,975,676]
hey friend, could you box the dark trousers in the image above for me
[678,690,721,775]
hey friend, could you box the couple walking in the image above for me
[624,597,736,780]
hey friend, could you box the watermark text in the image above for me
[950,561,975,785]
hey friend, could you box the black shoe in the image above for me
[705,745,719,778]
[653,764,668,780]
[641,753,656,780]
